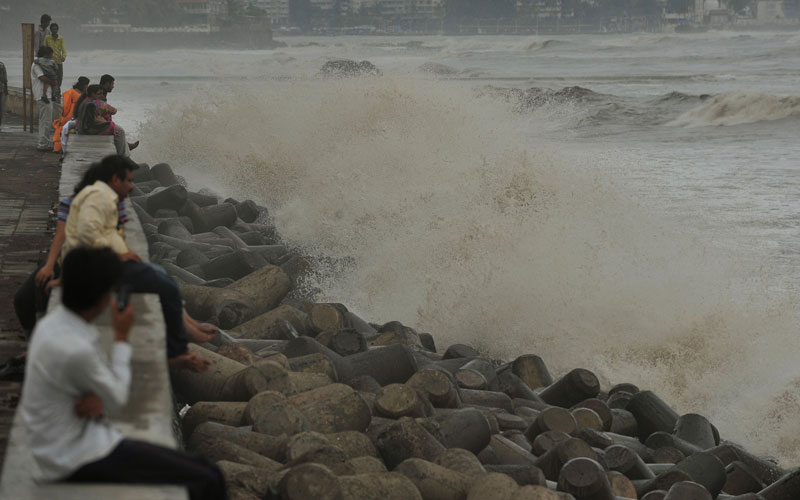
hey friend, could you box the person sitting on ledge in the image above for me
[100,74,139,152]
[12,163,216,341]
[62,155,211,372]
[74,84,138,157]
[20,246,226,500]
[52,76,89,154]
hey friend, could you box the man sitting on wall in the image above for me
[62,155,209,371]
[98,74,138,152]
[20,246,226,500]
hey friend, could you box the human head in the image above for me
[73,76,90,92]
[99,74,115,94]
[61,246,123,315]
[49,23,59,36]
[73,162,104,195]
[86,84,103,99]
[94,155,137,200]
[40,14,51,28]
[37,46,53,59]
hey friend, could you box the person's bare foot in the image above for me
[183,313,218,343]
[128,140,139,151]
[168,352,209,372]
[185,321,216,343]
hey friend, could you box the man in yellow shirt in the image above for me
[64,155,208,372]
[44,23,66,101]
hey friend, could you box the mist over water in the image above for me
[137,72,800,464]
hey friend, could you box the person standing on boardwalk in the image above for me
[44,23,66,101]
[0,61,7,130]
[31,46,56,151]
[20,246,226,499]
[52,76,88,153]
[34,14,51,53]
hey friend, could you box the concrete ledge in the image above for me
[0,136,188,499]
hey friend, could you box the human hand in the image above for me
[120,251,142,263]
[74,393,104,419]
[111,295,134,342]
[169,352,210,373]
[35,264,55,287]
[45,278,61,292]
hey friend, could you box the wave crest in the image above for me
[669,92,800,127]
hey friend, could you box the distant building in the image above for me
[252,0,291,25]
[175,0,228,24]
[757,0,787,19]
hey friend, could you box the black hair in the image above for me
[73,76,90,91]
[40,14,51,26]
[94,155,136,185]
[37,46,53,58]
[49,22,59,30]
[61,247,123,313]
[74,84,101,113]
[99,74,115,85]
[73,163,103,195]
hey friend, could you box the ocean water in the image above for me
[4,31,800,464]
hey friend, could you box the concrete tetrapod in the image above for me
[406,368,461,408]
[484,464,547,486]
[627,391,680,442]
[394,458,476,500]
[604,444,655,480]
[279,463,344,500]
[375,383,432,418]
[662,481,712,500]
[538,368,600,409]
[723,461,766,495]
[182,401,247,437]
[376,417,447,469]
[288,383,372,433]
[191,421,287,461]
[434,448,487,475]
[217,460,279,499]
[233,305,312,340]
[171,344,271,404]
[534,437,597,481]
[338,472,423,500]
[511,354,554,389]
[187,433,283,469]
[466,472,521,500]
[557,457,615,500]
[674,413,717,450]
[181,264,291,328]
[526,406,579,441]
[418,408,492,454]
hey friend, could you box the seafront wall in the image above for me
[5,87,38,124]
[0,136,188,500]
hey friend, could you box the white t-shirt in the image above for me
[31,63,45,100]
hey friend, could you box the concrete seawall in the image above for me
[4,87,40,125]
[0,136,188,500]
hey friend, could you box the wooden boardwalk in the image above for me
[0,116,60,471]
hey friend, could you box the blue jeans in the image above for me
[121,261,188,358]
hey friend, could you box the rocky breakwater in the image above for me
[131,162,798,500]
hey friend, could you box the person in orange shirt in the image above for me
[52,76,89,153]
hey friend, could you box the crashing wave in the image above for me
[668,92,800,127]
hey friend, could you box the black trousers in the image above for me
[13,262,60,335]
[67,439,226,500]
[121,261,188,358]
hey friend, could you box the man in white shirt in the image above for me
[31,46,56,151]
[21,246,226,499]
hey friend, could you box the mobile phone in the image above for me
[117,284,132,312]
